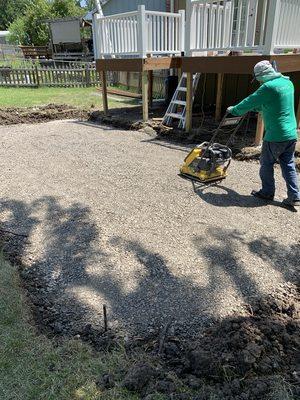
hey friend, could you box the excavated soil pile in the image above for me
[177,285,299,399]
[89,106,164,131]
[87,285,300,400]
[0,104,88,125]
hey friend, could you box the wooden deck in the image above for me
[96,57,182,72]
[96,54,300,74]
[182,54,300,74]
[96,54,300,141]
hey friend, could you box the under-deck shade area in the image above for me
[96,56,182,121]
[181,54,300,135]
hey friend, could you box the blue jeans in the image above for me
[260,140,300,200]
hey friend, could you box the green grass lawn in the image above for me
[0,252,139,400]
[0,87,138,109]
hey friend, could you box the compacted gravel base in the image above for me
[0,120,299,336]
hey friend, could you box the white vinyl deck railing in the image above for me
[186,0,268,54]
[93,0,300,59]
[93,5,185,58]
[186,0,300,55]
[273,0,300,49]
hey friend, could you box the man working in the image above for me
[228,60,300,207]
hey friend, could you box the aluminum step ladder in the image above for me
[162,73,201,130]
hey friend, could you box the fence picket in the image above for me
[10,68,15,86]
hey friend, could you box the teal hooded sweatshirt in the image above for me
[231,75,298,142]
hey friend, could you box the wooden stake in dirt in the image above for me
[158,321,172,355]
[103,304,108,332]
[254,113,264,146]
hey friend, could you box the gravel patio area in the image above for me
[0,120,299,336]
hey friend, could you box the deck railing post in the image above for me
[263,0,281,55]
[179,9,186,53]
[92,13,99,59]
[185,0,192,56]
[138,5,147,57]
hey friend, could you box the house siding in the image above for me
[102,0,167,15]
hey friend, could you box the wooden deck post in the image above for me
[215,73,224,121]
[185,72,193,133]
[100,70,108,115]
[142,71,149,121]
[254,113,264,146]
[148,70,153,109]
[178,66,183,81]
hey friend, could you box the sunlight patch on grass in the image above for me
[0,87,138,109]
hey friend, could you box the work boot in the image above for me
[282,198,300,207]
[251,190,274,201]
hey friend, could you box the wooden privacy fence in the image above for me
[0,65,100,87]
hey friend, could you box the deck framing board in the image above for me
[182,55,300,74]
[96,57,182,72]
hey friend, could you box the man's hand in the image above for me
[227,106,234,114]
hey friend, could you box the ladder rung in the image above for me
[172,100,186,106]
[177,87,187,92]
[166,112,184,120]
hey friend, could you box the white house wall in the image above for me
[102,0,167,15]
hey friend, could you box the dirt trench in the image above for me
[0,104,88,125]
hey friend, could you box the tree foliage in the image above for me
[0,0,31,30]
[8,0,86,46]
[50,0,83,18]
[85,0,96,11]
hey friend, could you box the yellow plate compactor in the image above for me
[180,112,247,184]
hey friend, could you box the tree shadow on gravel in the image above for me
[0,196,101,333]
[193,227,299,296]
[93,236,218,334]
[0,199,39,264]
[247,236,300,284]
[0,196,298,340]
